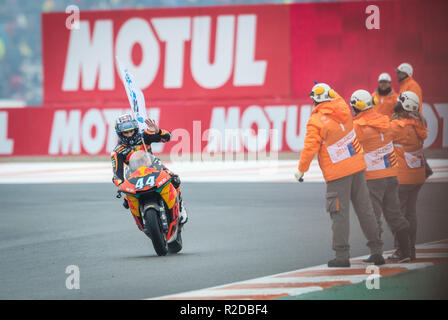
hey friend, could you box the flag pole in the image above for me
[140,131,150,155]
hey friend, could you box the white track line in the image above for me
[157,287,324,299]
[0,159,447,183]
[150,239,448,300]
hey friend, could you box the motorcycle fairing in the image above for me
[160,182,178,210]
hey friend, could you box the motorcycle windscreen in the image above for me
[128,150,155,173]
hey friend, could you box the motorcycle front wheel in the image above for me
[144,208,168,256]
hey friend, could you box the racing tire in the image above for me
[168,230,183,254]
[144,208,168,256]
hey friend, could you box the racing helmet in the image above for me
[350,89,378,112]
[397,91,419,112]
[309,83,336,104]
[115,113,139,146]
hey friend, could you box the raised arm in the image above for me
[143,119,171,144]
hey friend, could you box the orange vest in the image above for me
[399,77,423,114]
[390,118,427,185]
[353,109,398,180]
[299,95,366,182]
[372,90,399,119]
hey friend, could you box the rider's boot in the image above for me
[171,174,188,225]
[178,190,188,225]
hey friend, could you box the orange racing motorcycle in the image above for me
[117,150,183,256]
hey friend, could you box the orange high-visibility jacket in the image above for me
[353,109,398,180]
[390,117,427,185]
[372,90,399,119]
[298,95,366,182]
[399,77,423,114]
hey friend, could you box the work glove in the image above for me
[294,171,304,183]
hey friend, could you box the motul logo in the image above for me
[62,15,267,91]
[204,105,312,153]
[48,108,161,155]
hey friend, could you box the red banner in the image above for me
[290,0,448,102]
[0,102,446,157]
[42,4,291,106]
[2,0,446,157]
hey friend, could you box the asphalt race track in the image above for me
[1,182,447,299]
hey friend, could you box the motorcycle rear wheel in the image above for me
[168,230,182,254]
[144,208,168,256]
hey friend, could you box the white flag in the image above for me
[116,57,148,133]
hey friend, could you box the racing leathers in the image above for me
[111,129,186,231]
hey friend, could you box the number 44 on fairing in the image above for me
[135,175,155,190]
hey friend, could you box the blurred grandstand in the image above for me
[0,0,335,108]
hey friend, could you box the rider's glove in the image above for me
[294,171,304,183]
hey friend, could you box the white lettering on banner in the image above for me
[285,105,312,152]
[364,142,394,171]
[422,103,438,148]
[434,103,448,148]
[63,14,266,91]
[206,104,312,153]
[206,107,241,152]
[234,15,266,86]
[0,112,14,155]
[241,106,270,152]
[102,109,123,153]
[81,109,106,154]
[115,18,160,90]
[49,110,81,154]
[265,106,286,151]
[48,108,159,155]
[152,18,191,89]
[63,20,114,91]
[191,15,235,89]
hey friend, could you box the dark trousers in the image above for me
[366,176,410,239]
[326,171,383,260]
[396,184,423,250]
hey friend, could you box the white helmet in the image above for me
[398,91,419,112]
[309,83,336,103]
[396,63,413,77]
[378,72,391,82]
[350,89,377,111]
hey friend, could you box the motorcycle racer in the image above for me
[111,113,188,230]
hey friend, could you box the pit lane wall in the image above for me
[1,0,447,157]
